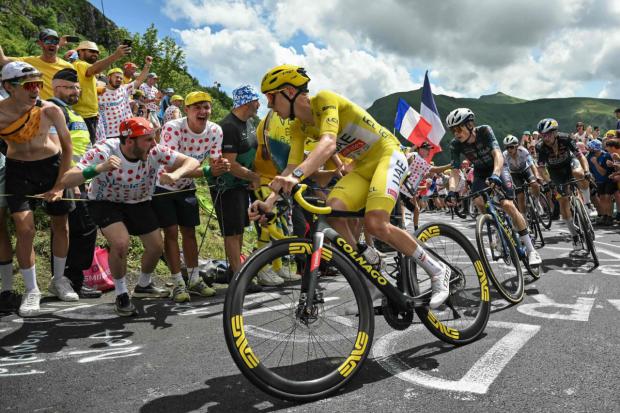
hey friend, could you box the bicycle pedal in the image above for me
[373,305,383,315]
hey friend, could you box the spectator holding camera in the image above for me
[73,40,131,144]
[0,29,73,100]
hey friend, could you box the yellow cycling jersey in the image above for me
[288,90,399,165]
[254,112,293,182]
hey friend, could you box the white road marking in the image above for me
[517,294,595,321]
[373,321,540,394]
[607,300,620,312]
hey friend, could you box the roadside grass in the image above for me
[9,183,257,294]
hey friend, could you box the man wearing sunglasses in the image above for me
[0,29,73,100]
[73,40,132,144]
[445,108,542,266]
[0,61,74,316]
[502,134,543,215]
[535,118,595,249]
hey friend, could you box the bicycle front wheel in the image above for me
[223,238,374,401]
[526,197,545,248]
[414,222,491,345]
[538,192,553,230]
[476,214,524,303]
[574,200,599,267]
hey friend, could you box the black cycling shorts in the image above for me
[152,186,200,228]
[88,200,159,236]
[5,153,75,216]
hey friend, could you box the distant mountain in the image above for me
[478,92,527,104]
[367,88,620,164]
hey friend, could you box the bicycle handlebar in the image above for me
[292,184,333,215]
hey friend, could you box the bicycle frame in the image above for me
[477,189,527,261]
[291,187,464,318]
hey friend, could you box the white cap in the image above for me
[0,61,41,82]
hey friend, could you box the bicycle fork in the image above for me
[297,230,326,325]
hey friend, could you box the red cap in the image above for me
[123,62,138,69]
[119,117,157,138]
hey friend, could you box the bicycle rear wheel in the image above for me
[475,214,524,303]
[414,222,491,345]
[223,238,374,401]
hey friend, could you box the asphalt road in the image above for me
[2,212,620,412]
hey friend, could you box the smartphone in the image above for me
[65,36,80,43]
[122,39,133,47]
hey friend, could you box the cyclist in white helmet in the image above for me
[502,134,543,215]
[445,108,542,266]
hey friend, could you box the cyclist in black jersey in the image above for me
[445,108,542,266]
[535,118,595,249]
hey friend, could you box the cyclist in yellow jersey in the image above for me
[249,64,451,309]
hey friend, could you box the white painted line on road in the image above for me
[607,300,620,312]
[599,265,620,276]
[595,248,620,260]
[579,284,599,295]
[373,321,540,394]
[517,294,595,321]
[594,240,620,250]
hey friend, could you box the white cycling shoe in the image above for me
[429,263,451,309]
[528,250,543,266]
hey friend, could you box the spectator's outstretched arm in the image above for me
[86,44,131,77]
[133,56,153,89]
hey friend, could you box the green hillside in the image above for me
[367,89,620,164]
[479,92,527,104]
[0,0,232,120]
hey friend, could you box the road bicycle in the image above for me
[561,179,598,268]
[463,185,543,304]
[517,182,548,247]
[223,184,491,401]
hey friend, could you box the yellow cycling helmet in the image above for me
[260,64,310,94]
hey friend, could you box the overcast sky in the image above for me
[95,0,620,107]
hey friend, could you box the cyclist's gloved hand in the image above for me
[488,174,503,187]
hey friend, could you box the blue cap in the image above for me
[232,84,259,109]
[587,139,603,152]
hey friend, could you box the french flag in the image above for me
[394,98,432,148]
[420,71,445,153]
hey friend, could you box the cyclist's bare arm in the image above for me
[448,168,461,192]
[491,149,504,176]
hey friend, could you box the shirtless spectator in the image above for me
[0,62,74,317]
